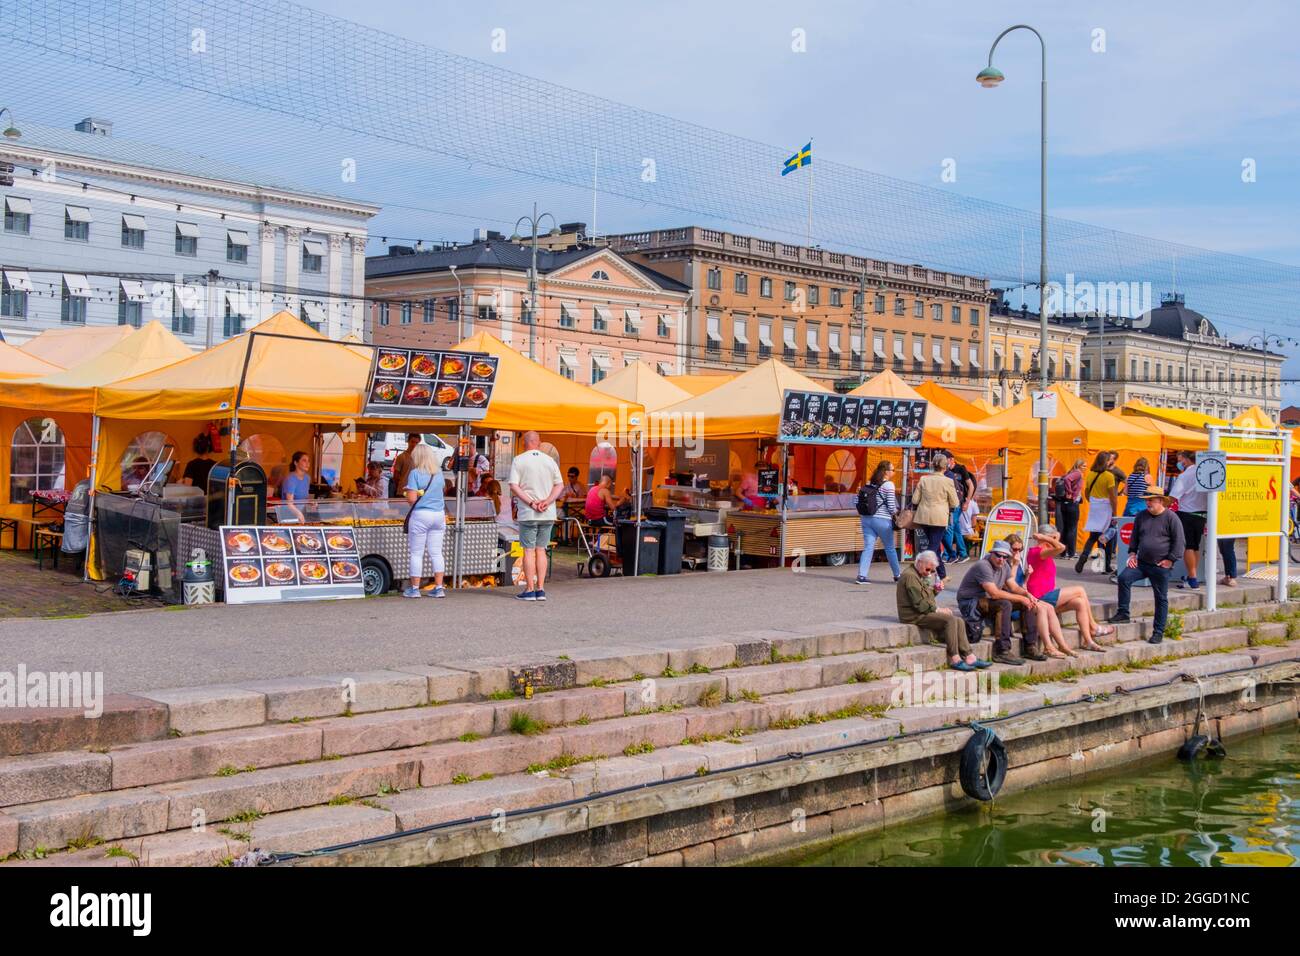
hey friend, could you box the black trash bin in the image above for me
[646,507,687,575]
[616,519,663,576]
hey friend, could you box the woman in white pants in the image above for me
[403,442,447,598]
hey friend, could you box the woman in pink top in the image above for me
[1026,527,1114,653]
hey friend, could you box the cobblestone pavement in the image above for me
[0,549,166,619]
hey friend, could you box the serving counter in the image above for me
[726,494,866,565]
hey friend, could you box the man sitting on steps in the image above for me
[956,539,1046,666]
[896,550,991,672]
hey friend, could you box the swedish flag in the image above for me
[782,142,812,176]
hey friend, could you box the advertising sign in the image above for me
[220,526,365,605]
[981,498,1035,553]
[779,390,926,447]
[1218,463,1285,536]
[1217,433,1285,456]
[1031,390,1058,420]
[364,348,498,420]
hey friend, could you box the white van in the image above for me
[376,432,455,470]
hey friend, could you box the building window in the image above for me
[446,297,459,327]
[10,417,65,504]
[893,297,905,316]
[830,288,842,307]
[950,304,961,323]
[227,231,249,263]
[4,196,32,234]
[400,302,413,325]
[61,279,89,325]
[558,355,576,380]
[759,276,773,298]
[1013,348,1023,373]
[732,317,748,357]
[175,222,199,257]
[591,269,610,281]
[784,281,797,302]
[1082,359,1092,381]
[172,290,196,335]
[808,285,819,306]
[591,355,609,384]
[969,307,980,325]
[422,298,435,323]
[1105,358,1117,380]
[378,303,390,327]
[734,272,748,295]
[1,274,28,319]
[478,303,497,325]
[913,300,924,318]
[707,268,722,291]
[874,293,885,313]
[1131,358,1138,381]
[657,314,670,337]
[121,215,146,249]
[592,307,608,333]
[852,290,863,309]
[758,320,773,358]
[993,349,1003,372]
[931,303,942,321]
[302,247,323,273]
[1142,360,1150,381]
[706,314,721,355]
[223,299,243,338]
[64,206,90,242]
[118,298,143,328]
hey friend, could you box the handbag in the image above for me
[894,507,915,530]
[403,471,435,534]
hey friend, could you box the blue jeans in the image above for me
[943,506,966,560]
[859,514,900,580]
[1118,561,1171,637]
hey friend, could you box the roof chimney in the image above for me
[74,117,113,137]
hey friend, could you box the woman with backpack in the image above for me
[855,460,901,584]
[1054,458,1085,559]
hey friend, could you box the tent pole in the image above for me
[779,444,789,566]
[632,430,643,577]
[453,424,468,589]
[82,414,100,582]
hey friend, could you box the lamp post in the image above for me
[0,108,20,140]
[978,24,1049,523]
[512,203,558,362]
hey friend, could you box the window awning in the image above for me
[828,332,842,354]
[63,274,92,298]
[591,353,612,370]
[758,324,774,346]
[850,334,863,355]
[120,279,149,303]
[560,301,578,322]
[913,341,924,362]
[303,302,327,325]
[3,269,32,292]
[594,305,612,325]
[932,341,943,363]
[969,347,981,369]
[624,308,642,329]
[873,338,886,359]
[783,325,797,348]
[65,205,92,223]
[893,339,905,360]
[302,238,327,256]
[476,292,498,307]
[657,361,674,375]
[227,229,250,246]
[950,343,962,367]
[122,213,147,231]
[657,313,673,328]
[176,221,200,238]
[706,316,722,344]
[993,346,1003,361]
[558,351,578,369]
[225,288,256,316]
[5,196,32,214]
[732,320,749,344]
[805,328,821,351]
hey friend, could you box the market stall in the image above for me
[17,324,135,369]
[914,380,992,422]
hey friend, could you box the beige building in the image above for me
[366,226,689,383]
[987,299,1087,409]
[606,227,993,400]
[1059,293,1283,417]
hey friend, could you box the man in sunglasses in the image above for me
[956,539,1045,666]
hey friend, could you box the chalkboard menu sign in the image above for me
[364,348,498,419]
[779,390,927,447]
[220,525,365,605]
[756,466,780,498]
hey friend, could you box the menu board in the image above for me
[220,525,365,605]
[779,390,927,447]
[364,347,498,420]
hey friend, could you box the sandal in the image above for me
[1080,643,1107,653]
[1093,625,1116,638]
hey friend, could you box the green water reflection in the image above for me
[774,727,1299,867]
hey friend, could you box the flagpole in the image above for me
[807,138,813,246]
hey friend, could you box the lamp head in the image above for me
[2,125,19,140]
[976,66,1005,88]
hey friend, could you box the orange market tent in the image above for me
[1119,400,1226,431]
[1231,405,1276,429]
[0,341,60,381]
[851,369,1007,451]
[656,358,828,441]
[971,397,994,415]
[17,324,134,369]
[1108,407,1208,451]
[666,372,737,396]
[594,360,692,413]
[914,380,990,422]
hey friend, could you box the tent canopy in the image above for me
[655,359,829,440]
[849,367,922,400]
[665,372,737,396]
[971,397,994,414]
[914,380,989,421]
[594,360,693,413]
[1231,405,1275,429]
[985,387,1161,456]
[2,322,194,412]
[18,325,134,369]
[1119,400,1226,431]
[0,341,60,381]
[1109,407,1208,450]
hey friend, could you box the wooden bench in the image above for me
[2,516,54,552]
[33,527,64,570]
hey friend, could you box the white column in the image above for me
[259,224,277,321]
[327,234,343,338]
[284,227,302,319]
[350,237,367,339]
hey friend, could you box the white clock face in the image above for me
[1196,458,1226,489]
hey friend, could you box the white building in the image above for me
[0,117,379,347]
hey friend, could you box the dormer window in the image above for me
[591,269,610,281]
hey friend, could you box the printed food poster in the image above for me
[778,391,926,447]
[362,348,498,419]
[220,525,363,604]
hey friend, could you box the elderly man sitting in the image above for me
[896,550,991,672]
[956,538,1046,666]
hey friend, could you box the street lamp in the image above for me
[514,203,558,362]
[0,108,20,140]
[978,24,1049,522]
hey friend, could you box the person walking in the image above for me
[402,442,447,599]
[508,431,564,602]
[1075,451,1119,574]
[1056,458,1085,558]
[856,460,901,584]
[912,452,960,580]
[896,550,989,671]
[1109,487,1185,644]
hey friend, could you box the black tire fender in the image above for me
[960,725,1008,801]
[1177,734,1227,761]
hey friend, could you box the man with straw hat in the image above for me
[1108,486,1185,644]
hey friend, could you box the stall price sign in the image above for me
[364,348,498,420]
[981,499,1035,553]
[220,526,365,605]
[779,390,926,447]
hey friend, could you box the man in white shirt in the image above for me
[1168,450,1207,588]
[508,431,563,601]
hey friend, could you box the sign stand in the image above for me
[1204,426,1291,611]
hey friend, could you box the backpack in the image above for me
[1050,476,1069,502]
[856,482,882,517]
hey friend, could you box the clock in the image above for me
[1194,454,1227,493]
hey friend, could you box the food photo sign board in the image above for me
[364,347,498,420]
[220,526,365,605]
[779,391,927,448]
